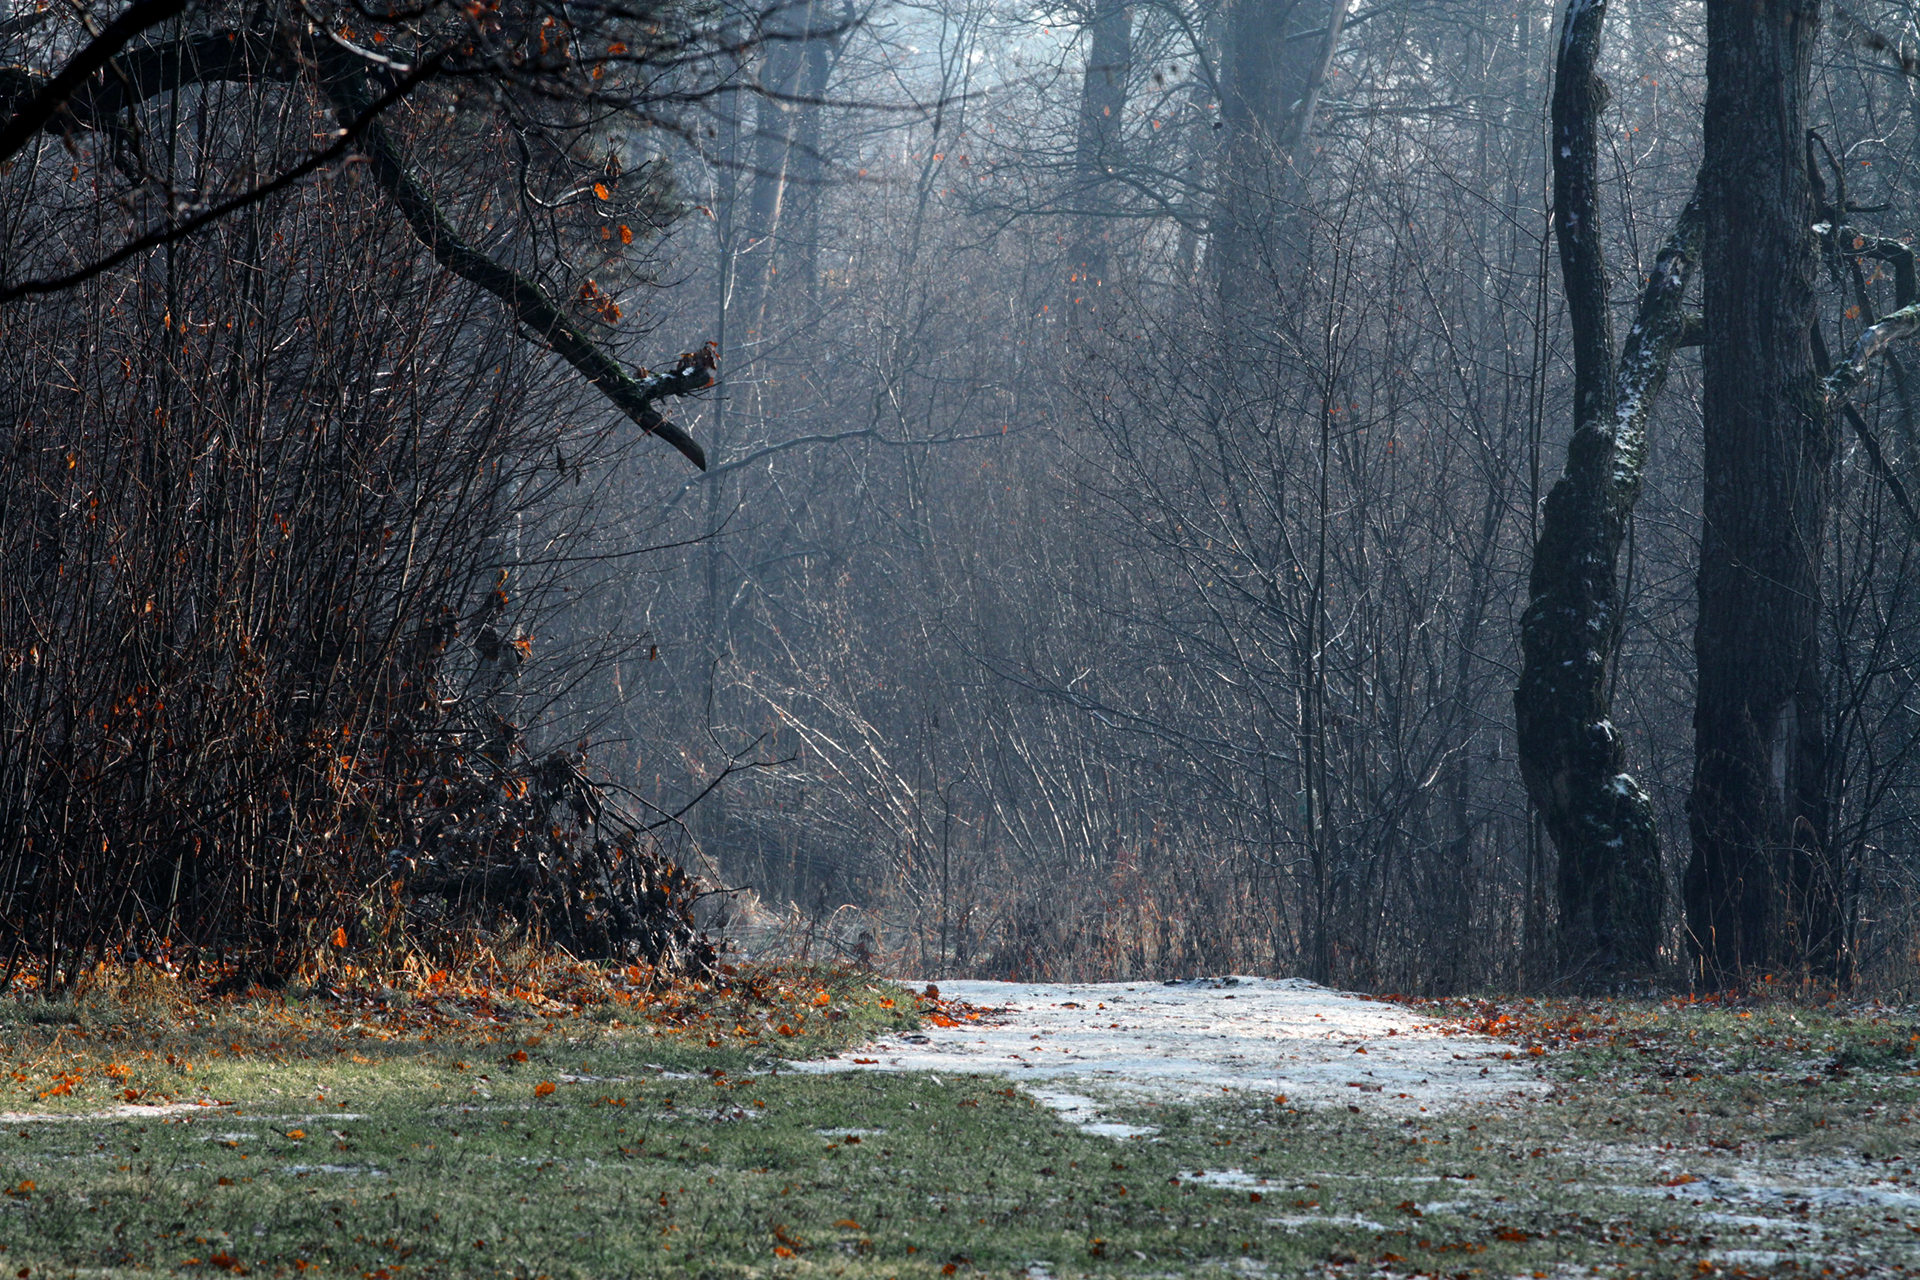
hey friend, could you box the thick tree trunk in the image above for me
[1515,0,1694,988]
[1688,0,1843,984]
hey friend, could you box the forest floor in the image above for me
[0,968,1915,1279]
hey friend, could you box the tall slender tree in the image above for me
[1069,0,1132,297]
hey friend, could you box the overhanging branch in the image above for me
[0,0,189,165]
[320,50,712,469]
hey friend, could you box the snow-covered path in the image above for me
[787,976,1549,1120]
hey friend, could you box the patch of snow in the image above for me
[1080,1121,1160,1138]
[1188,1168,1274,1189]
[1263,1213,1389,1232]
[788,976,1546,1121]
[1712,1251,1791,1269]
[1767,1183,1920,1211]
[1697,1213,1806,1231]
[0,1100,237,1122]
[1024,1089,1159,1136]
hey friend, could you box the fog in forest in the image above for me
[4,0,1919,997]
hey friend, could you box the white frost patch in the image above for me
[1188,1168,1274,1189]
[0,1100,236,1123]
[1264,1214,1389,1232]
[1024,1089,1159,1136]
[788,976,1546,1119]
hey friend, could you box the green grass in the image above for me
[4,985,1920,1278]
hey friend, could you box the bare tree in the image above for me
[1515,0,1699,987]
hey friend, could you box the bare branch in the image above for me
[0,0,189,165]
[1827,302,1920,401]
[320,50,714,469]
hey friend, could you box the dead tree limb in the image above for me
[320,52,712,469]
[3,25,715,468]
[0,0,188,164]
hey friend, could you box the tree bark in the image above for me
[1688,0,1843,984]
[1515,0,1695,987]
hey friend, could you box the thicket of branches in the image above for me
[599,0,1920,995]
[0,0,742,988]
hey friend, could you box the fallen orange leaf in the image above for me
[535,1081,556,1097]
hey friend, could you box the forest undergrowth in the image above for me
[2,964,1918,1279]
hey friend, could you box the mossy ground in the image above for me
[1,982,1916,1278]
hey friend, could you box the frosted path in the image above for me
[786,976,1549,1120]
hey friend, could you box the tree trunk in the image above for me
[1688,0,1843,984]
[741,0,840,321]
[1070,0,1131,297]
[1209,0,1350,328]
[1515,0,1695,988]
[788,13,840,304]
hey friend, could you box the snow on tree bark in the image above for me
[1516,0,1696,987]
